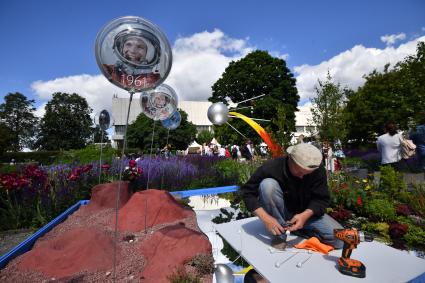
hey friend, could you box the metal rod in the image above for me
[228,115,271,122]
[98,130,104,184]
[226,122,248,139]
[229,106,253,111]
[113,91,134,282]
[233,93,266,105]
[146,120,156,190]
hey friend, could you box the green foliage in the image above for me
[363,198,396,222]
[379,166,409,202]
[36,92,93,150]
[214,159,260,186]
[92,125,110,144]
[310,72,348,142]
[406,184,425,217]
[404,223,425,248]
[0,122,13,154]
[0,151,61,165]
[167,266,201,283]
[127,109,197,150]
[0,92,38,151]
[271,104,294,147]
[361,222,390,242]
[54,144,115,164]
[210,50,299,146]
[196,130,214,145]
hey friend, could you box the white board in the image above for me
[215,217,425,283]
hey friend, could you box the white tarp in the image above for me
[210,138,221,146]
[188,140,201,148]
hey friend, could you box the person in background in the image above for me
[377,122,402,170]
[410,115,425,171]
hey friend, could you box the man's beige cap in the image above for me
[286,143,323,171]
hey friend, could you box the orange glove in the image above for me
[294,237,334,255]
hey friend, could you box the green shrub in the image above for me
[406,184,425,217]
[1,151,61,165]
[379,166,409,202]
[404,224,425,248]
[54,144,116,164]
[363,198,396,222]
[190,254,215,276]
[361,222,390,242]
[167,266,201,283]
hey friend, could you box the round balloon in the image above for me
[207,102,229,125]
[161,110,181,130]
[94,110,114,130]
[140,84,178,121]
[95,16,172,93]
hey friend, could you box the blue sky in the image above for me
[0,0,424,115]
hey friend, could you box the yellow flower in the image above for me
[355,180,360,184]
[362,179,368,183]
[365,185,371,191]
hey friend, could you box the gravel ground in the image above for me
[0,205,212,283]
[0,229,34,256]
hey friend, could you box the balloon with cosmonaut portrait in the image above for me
[140,84,178,121]
[161,110,181,130]
[95,16,172,93]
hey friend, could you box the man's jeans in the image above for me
[259,178,343,249]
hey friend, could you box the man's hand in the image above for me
[287,209,314,232]
[254,207,286,236]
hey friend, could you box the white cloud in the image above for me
[30,29,288,115]
[422,27,425,32]
[380,33,406,46]
[294,36,425,104]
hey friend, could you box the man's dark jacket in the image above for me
[240,156,330,217]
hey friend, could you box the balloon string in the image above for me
[160,129,170,190]
[147,120,156,190]
[113,91,133,282]
[226,121,248,139]
[98,130,104,184]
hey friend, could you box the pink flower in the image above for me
[357,196,363,207]
[129,160,137,168]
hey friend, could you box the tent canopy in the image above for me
[188,140,201,148]
[210,138,221,147]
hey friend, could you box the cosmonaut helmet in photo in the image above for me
[113,28,161,69]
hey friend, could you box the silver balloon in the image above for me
[161,110,181,130]
[94,110,114,130]
[207,102,229,126]
[214,264,234,283]
[140,84,178,121]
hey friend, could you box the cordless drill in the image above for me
[334,228,374,278]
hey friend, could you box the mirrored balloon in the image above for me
[140,84,178,121]
[207,102,229,125]
[94,110,114,130]
[161,110,181,130]
[214,264,234,283]
[95,16,172,92]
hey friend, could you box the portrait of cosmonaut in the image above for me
[141,91,177,121]
[95,16,172,92]
[98,109,111,130]
[102,29,161,90]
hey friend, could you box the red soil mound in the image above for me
[17,227,119,278]
[116,189,193,232]
[140,224,212,283]
[83,181,131,212]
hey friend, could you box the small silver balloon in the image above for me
[161,110,181,130]
[207,102,229,126]
[214,264,234,283]
[94,110,113,130]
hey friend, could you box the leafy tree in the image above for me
[36,92,93,150]
[272,104,295,146]
[196,130,214,145]
[310,72,348,143]
[210,50,299,146]
[0,92,38,151]
[92,126,110,144]
[127,109,197,150]
[344,42,425,145]
[0,122,13,154]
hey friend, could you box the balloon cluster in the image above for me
[96,16,181,130]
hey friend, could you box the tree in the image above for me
[344,41,425,146]
[92,126,110,144]
[210,50,299,147]
[0,92,38,151]
[127,109,197,150]
[196,130,214,145]
[0,122,13,154]
[36,92,93,150]
[310,72,348,143]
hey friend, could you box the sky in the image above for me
[0,0,424,118]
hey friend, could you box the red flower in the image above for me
[68,173,78,181]
[101,164,111,171]
[137,167,143,174]
[356,196,363,207]
[129,159,137,168]
[396,204,411,216]
[389,222,408,239]
[81,164,93,173]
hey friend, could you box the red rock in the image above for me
[17,227,119,279]
[140,224,212,283]
[84,181,131,212]
[115,189,193,232]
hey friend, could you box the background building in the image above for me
[111,96,316,148]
